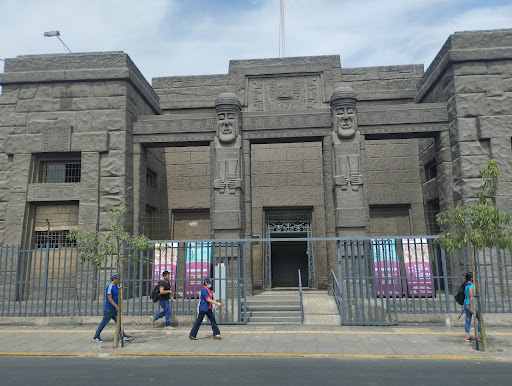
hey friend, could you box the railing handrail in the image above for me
[298,269,304,324]
[330,269,342,324]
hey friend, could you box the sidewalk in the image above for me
[1,323,511,360]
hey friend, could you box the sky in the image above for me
[1,0,512,84]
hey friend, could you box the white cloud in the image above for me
[1,0,512,82]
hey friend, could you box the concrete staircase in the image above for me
[244,290,302,324]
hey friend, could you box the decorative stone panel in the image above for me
[247,75,322,112]
[27,183,80,202]
[42,126,72,152]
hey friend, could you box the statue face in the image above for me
[217,111,238,144]
[333,106,356,139]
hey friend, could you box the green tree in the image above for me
[68,207,152,348]
[437,159,512,352]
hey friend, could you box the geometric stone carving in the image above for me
[26,183,80,202]
[248,75,321,112]
[358,105,448,126]
[42,126,72,152]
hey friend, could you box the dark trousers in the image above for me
[93,308,127,339]
[189,309,220,338]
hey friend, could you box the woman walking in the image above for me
[464,272,481,342]
[189,278,222,340]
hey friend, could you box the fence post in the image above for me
[337,240,344,323]
[138,250,144,316]
[42,241,50,317]
[441,247,451,314]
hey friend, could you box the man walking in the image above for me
[150,270,174,330]
[92,273,132,342]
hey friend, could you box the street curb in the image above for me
[0,351,511,361]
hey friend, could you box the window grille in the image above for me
[39,161,81,183]
[34,230,75,248]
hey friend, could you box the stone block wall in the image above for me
[165,146,211,236]
[366,138,426,235]
[250,141,327,289]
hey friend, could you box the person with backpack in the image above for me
[150,270,174,331]
[463,272,481,343]
[188,278,222,340]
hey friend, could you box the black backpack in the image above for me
[455,282,467,305]
[150,284,161,302]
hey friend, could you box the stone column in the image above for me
[330,87,368,237]
[211,93,244,239]
[78,152,101,230]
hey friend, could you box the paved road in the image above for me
[0,357,510,386]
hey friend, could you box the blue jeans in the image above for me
[464,303,480,334]
[189,309,220,338]
[93,308,128,339]
[154,300,171,326]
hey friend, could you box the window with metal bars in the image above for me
[34,230,76,248]
[39,161,81,183]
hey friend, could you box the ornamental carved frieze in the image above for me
[358,106,447,126]
[42,126,72,152]
[248,75,322,112]
[27,183,80,202]
[134,117,216,135]
[242,112,331,130]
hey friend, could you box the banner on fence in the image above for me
[152,243,178,289]
[371,239,403,297]
[185,242,211,298]
[402,238,435,297]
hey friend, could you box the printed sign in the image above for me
[371,239,403,297]
[185,242,211,298]
[402,238,435,297]
[152,243,178,290]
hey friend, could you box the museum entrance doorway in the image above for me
[264,210,314,289]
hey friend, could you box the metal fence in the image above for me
[335,237,512,325]
[0,241,247,324]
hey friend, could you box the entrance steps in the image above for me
[244,290,302,324]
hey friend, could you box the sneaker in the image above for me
[213,335,222,340]
[150,317,155,328]
[189,335,197,340]
[476,336,482,342]
[123,335,132,341]
[92,337,103,342]
[164,326,175,331]
[465,336,474,342]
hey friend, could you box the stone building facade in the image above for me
[1,28,512,291]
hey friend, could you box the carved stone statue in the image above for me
[330,86,363,191]
[213,93,243,194]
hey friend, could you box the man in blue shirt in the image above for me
[189,278,222,340]
[92,273,132,342]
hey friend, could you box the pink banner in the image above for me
[152,243,178,292]
[402,239,435,297]
[185,242,211,298]
[371,239,402,297]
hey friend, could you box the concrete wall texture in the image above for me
[1,28,512,290]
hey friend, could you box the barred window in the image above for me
[34,230,75,248]
[39,161,81,183]
[424,161,437,182]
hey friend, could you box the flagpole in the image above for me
[280,0,285,58]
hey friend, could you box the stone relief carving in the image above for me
[330,86,363,190]
[243,112,331,130]
[27,183,80,202]
[134,117,216,135]
[357,107,447,126]
[248,75,321,112]
[42,126,72,152]
[213,93,243,194]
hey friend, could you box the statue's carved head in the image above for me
[215,93,242,145]
[330,86,357,139]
